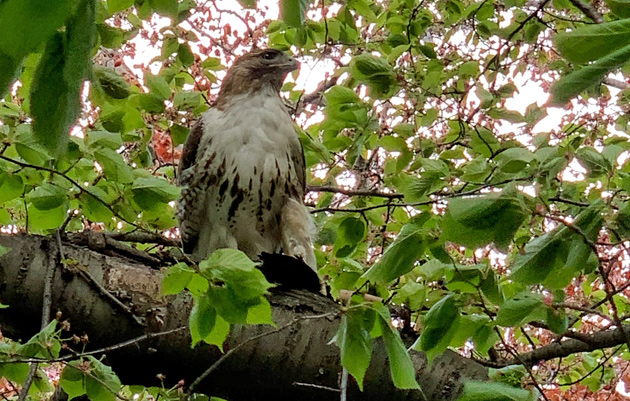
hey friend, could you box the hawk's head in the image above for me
[218,48,299,104]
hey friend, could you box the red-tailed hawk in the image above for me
[177,48,317,273]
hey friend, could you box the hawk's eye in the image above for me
[262,51,278,60]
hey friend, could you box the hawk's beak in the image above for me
[280,57,299,73]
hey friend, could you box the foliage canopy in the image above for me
[2,0,630,400]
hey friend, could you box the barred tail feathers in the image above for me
[280,199,317,271]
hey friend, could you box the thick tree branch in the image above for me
[0,233,486,401]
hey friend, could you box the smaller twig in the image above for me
[547,197,591,207]
[187,312,336,397]
[308,185,403,199]
[559,346,620,386]
[299,78,339,107]
[0,154,146,232]
[339,367,348,401]
[5,327,187,364]
[17,234,60,401]
[554,302,609,320]
[566,0,604,23]
[106,231,178,246]
[293,382,341,392]
[77,269,145,327]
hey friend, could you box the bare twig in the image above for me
[17,235,60,401]
[340,367,348,401]
[566,0,604,23]
[5,327,187,364]
[293,382,341,392]
[558,346,621,386]
[186,312,336,397]
[308,185,404,199]
[0,155,146,232]
[77,269,145,327]
[106,231,178,246]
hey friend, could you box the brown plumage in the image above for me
[177,48,317,271]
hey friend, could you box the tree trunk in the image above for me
[0,233,487,401]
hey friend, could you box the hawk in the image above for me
[177,48,317,273]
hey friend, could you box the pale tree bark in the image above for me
[0,233,487,401]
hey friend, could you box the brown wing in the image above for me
[177,120,204,183]
[289,130,307,199]
[177,120,206,254]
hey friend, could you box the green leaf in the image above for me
[61,357,122,401]
[138,93,166,113]
[412,294,460,360]
[237,0,256,7]
[363,221,425,284]
[145,73,171,100]
[149,0,177,17]
[494,147,535,173]
[325,86,362,105]
[19,320,60,358]
[246,298,274,325]
[173,91,202,109]
[280,0,310,27]
[170,124,189,146]
[30,0,95,157]
[186,273,210,296]
[334,309,373,390]
[80,188,114,223]
[200,249,272,301]
[511,201,604,285]
[0,53,19,97]
[94,147,135,183]
[555,19,630,64]
[349,53,399,98]
[400,171,445,201]
[470,128,500,157]
[203,313,230,349]
[441,193,527,251]
[206,286,250,324]
[85,357,123,401]
[60,362,87,400]
[374,304,420,390]
[162,262,194,295]
[93,66,131,99]
[457,380,538,401]
[26,183,67,210]
[28,204,68,231]
[551,43,630,105]
[178,42,195,67]
[86,131,124,150]
[107,0,134,13]
[333,217,366,257]
[609,0,630,17]
[496,292,544,326]
[0,0,77,95]
[546,307,569,334]
[575,146,612,176]
[189,294,216,346]
[0,173,24,202]
[131,176,180,211]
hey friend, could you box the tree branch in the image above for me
[566,0,604,23]
[0,155,146,232]
[503,325,630,367]
[0,233,487,401]
[307,185,404,199]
